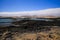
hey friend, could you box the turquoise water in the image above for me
[0,19,13,22]
[0,18,53,26]
[0,19,14,26]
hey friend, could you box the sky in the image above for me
[0,0,60,12]
[0,0,60,16]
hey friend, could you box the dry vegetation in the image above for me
[12,27,60,40]
[0,26,60,40]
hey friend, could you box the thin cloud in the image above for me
[0,8,60,16]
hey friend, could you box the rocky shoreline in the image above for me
[0,18,60,40]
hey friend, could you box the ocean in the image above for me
[0,18,53,27]
[0,18,14,26]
